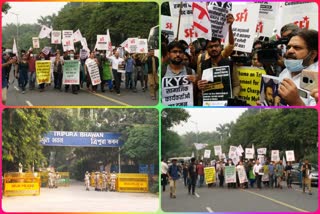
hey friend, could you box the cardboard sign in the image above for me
[137,39,148,53]
[96,35,108,50]
[225,166,236,183]
[214,145,222,156]
[202,66,232,106]
[32,37,40,49]
[36,61,51,84]
[204,150,211,158]
[257,148,267,155]
[85,58,101,85]
[62,60,80,85]
[271,150,280,162]
[245,148,254,159]
[286,150,295,162]
[207,2,230,39]
[162,75,194,106]
[128,38,139,53]
[63,30,73,39]
[204,167,216,184]
[51,30,62,44]
[62,38,74,52]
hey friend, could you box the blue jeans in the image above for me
[198,175,204,187]
[105,79,113,90]
[19,70,28,91]
[125,72,133,89]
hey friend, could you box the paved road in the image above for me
[2,180,159,212]
[6,77,158,106]
[161,179,318,212]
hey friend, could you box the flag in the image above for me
[39,25,52,39]
[12,38,18,55]
[72,29,83,43]
[106,29,112,52]
[283,156,286,167]
[192,2,212,40]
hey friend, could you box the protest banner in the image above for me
[237,66,266,106]
[207,2,230,39]
[138,39,148,53]
[63,60,80,85]
[120,39,129,52]
[80,49,89,60]
[62,38,74,52]
[106,29,112,52]
[204,167,216,184]
[194,143,208,150]
[51,31,61,44]
[32,37,40,49]
[81,37,88,49]
[228,146,237,159]
[257,148,267,155]
[237,145,243,157]
[271,150,280,162]
[237,166,248,184]
[162,75,194,106]
[72,29,83,43]
[220,153,226,161]
[202,66,232,106]
[36,61,51,84]
[192,2,212,40]
[286,150,295,162]
[260,74,286,106]
[258,154,265,165]
[128,38,139,53]
[231,3,260,53]
[41,47,51,56]
[232,156,240,166]
[85,59,101,85]
[161,15,176,43]
[275,2,317,38]
[63,30,73,39]
[245,148,254,159]
[38,25,52,39]
[256,2,280,37]
[169,1,193,17]
[214,145,222,156]
[96,35,108,50]
[204,150,211,159]
[225,166,236,183]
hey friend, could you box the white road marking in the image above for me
[14,86,19,91]
[26,101,33,106]
[195,193,200,198]
[206,207,214,212]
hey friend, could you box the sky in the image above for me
[171,108,248,135]
[2,2,67,26]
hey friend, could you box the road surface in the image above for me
[161,178,318,212]
[2,180,159,212]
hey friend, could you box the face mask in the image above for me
[284,52,311,72]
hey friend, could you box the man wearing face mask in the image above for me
[279,29,318,106]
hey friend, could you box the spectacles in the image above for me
[170,50,184,54]
[207,44,221,49]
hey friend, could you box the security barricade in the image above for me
[117,173,148,193]
[3,172,41,196]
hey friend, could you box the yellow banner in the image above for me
[117,173,148,192]
[237,66,266,106]
[5,182,39,191]
[204,167,216,184]
[36,61,51,84]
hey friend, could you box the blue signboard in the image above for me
[40,131,123,147]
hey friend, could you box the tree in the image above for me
[2,3,11,14]
[2,109,51,172]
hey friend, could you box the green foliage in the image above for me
[2,109,51,172]
[2,3,11,14]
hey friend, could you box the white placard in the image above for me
[257,148,267,155]
[85,58,101,85]
[286,150,295,162]
[204,149,211,159]
[214,145,222,156]
[245,148,254,159]
[63,30,73,39]
[32,37,40,49]
[271,150,280,162]
[51,31,62,44]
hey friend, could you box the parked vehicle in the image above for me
[291,163,318,187]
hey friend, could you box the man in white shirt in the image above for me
[253,159,263,189]
[107,51,124,95]
[161,158,169,192]
[278,29,318,106]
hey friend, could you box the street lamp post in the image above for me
[10,12,19,54]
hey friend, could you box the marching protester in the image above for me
[146,49,159,100]
[107,51,125,95]
[161,158,169,192]
[132,54,145,92]
[168,158,180,198]
[85,51,99,93]
[275,160,285,189]
[53,52,64,91]
[301,159,312,195]
[285,161,293,188]
[188,157,197,195]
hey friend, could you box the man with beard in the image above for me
[197,37,237,105]
[162,41,198,105]
[278,29,318,106]
[261,84,281,106]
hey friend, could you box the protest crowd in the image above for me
[2,28,159,104]
[161,154,314,199]
[161,2,318,106]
